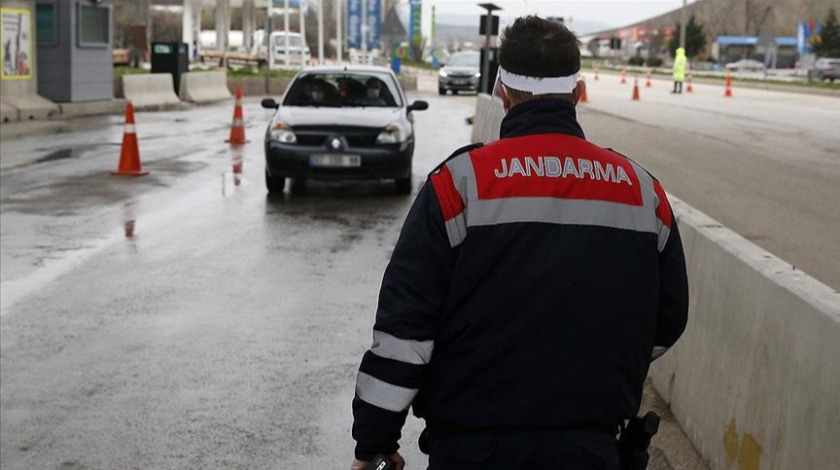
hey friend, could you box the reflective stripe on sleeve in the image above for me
[355,371,418,413]
[652,346,668,360]
[370,330,434,365]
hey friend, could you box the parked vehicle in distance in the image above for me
[198,29,310,68]
[261,65,428,194]
[725,59,766,72]
[438,51,481,95]
[807,58,840,82]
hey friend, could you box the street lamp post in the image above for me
[478,3,501,95]
[679,0,687,49]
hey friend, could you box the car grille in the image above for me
[293,126,382,147]
[448,71,474,78]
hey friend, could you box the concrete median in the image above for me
[179,71,232,104]
[121,73,181,109]
[471,95,840,467]
[650,197,840,469]
[1,94,59,121]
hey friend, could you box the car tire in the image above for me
[439,87,446,95]
[265,171,286,193]
[395,176,412,194]
[452,90,459,95]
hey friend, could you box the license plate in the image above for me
[309,154,361,168]
[455,79,468,85]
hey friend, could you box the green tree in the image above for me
[669,14,708,59]
[813,7,840,58]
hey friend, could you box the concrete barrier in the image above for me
[121,73,181,109]
[179,71,232,104]
[1,94,59,121]
[650,197,840,469]
[471,94,840,467]
[226,77,293,97]
[1,97,17,122]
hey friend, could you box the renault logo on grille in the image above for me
[331,138,342,149]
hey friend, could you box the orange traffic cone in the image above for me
[112,102,148,176]
[632,77,641,101]
[226,87,249,144]
[580,80,589,103]
[621,68,627,84]
[645,70,652,88]
[724,73,733,97]
[686,73,694,93]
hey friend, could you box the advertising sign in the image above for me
[1,8,32,80]
[409,0,422,43]
[347,0,381,50]
[347,0,361,48]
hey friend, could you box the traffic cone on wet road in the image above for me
[632,77,641,101]
[111,102,148,176]
[686,72,694,93]
[580,78,589,103]
[226,87,249,144]
[645,70,652,88]
[620,68,627,84]
[724,73,733,97]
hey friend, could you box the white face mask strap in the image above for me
[499,68,579,95]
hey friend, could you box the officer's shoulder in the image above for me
[428,143,484,176]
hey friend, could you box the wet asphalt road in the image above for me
[1,72,837,469]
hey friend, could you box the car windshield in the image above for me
[448,53,479,67]
[283,72,402,108]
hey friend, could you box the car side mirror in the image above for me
[408,100,429,112]
[261,98,280,109]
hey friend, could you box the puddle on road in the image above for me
[35,148,74,164]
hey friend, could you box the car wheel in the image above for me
[395,176,412,194]
[452,90,459,95]
[439,87,446,95]
[265,171,286,193]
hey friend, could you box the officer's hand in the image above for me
[350,452,405,470]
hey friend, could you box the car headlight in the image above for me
[474,72,481,78]
[269,122,297,143]
[439,69,448,77]
[376,122,408,144]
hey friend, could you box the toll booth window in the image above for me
[36,2,57,45]
[78,4,110,47]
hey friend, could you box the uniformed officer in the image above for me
[350,16,689,470]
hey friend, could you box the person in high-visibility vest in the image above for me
[672,47,688,94]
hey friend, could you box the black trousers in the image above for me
[426,428,620,470]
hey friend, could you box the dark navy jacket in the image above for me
[352,98,689,460]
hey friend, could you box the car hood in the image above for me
[276,106,403,128]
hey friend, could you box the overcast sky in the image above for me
[425,0,686,29]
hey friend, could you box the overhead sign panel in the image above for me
[346,0,381,50]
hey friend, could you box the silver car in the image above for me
[438,51,481,95]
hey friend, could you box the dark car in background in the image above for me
[261,65,428,194]
[808,58,840,82]
[438,51,481,95]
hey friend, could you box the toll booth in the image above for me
[150,42,188,95]
[479,47,499,94]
